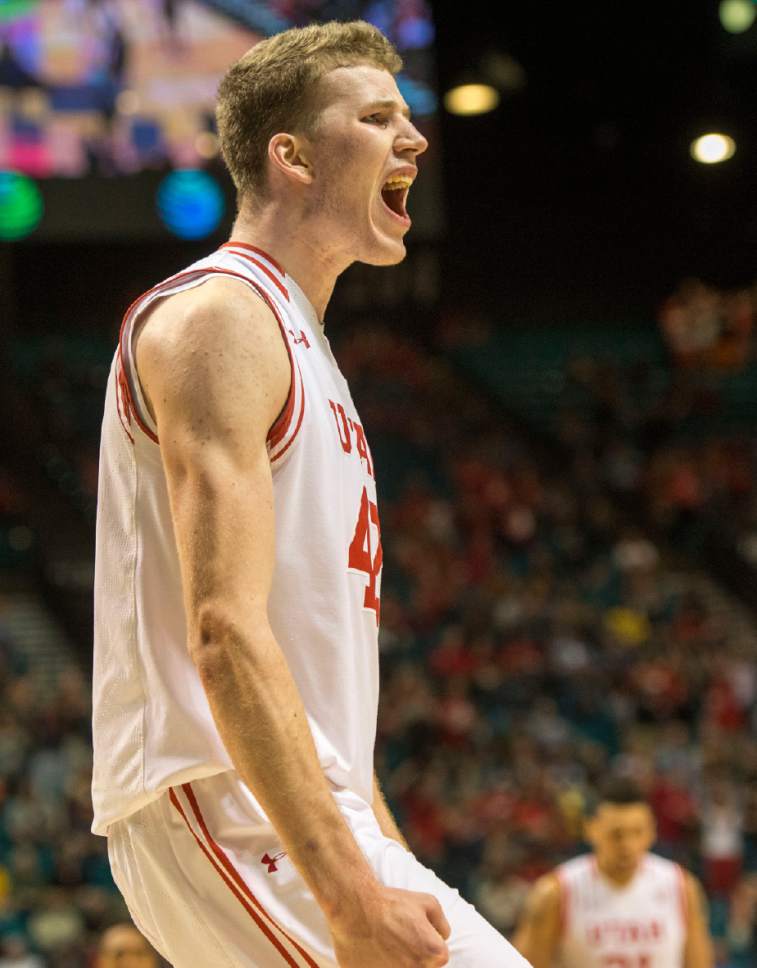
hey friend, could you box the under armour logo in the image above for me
[288,329,311,349]
[261,850,287,873]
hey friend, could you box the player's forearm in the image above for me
[372,774,410,849]
[192,614,380,919]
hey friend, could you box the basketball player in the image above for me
[91,20,531,968]
[95,923,159,968]
[513,778,713,968]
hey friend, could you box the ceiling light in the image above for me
[444,83,500,117]
[690,133,736,164]
[719,0,755,33]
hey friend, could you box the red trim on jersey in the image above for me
[117,266,299,453]
[180,784,320,968]
[114,362,134,444]
[116,270,185,447]
[270,362,305,463]
[169,789,304,967]
[267,357,298,450]
[675,864,689,926]
[223,240,286,277]
[221,243,290,302]
[117,338,159,445]
[240,278,300,453]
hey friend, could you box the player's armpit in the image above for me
[512,873,561,968]
[683,872,714,968]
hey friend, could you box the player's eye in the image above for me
[364,113,390,127]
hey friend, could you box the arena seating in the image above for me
[2,320,756,966]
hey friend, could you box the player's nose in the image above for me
[397,120,429,157]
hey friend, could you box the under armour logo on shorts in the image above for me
[261,850,287,873]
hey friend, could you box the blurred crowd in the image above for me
[1,321,756,965]
[556,356,757,553]
[342,327,757,966]
[658,277,755,372]
[0,629,132,966]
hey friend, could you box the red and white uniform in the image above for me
[92,243,530,967]
[92,241,382,835]
[556,853,688,968]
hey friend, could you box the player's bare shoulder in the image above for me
[134,275,291,440]
[524,872,562,921]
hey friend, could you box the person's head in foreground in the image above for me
[95,922,158,968]
[216,20,428,271]
[584,777,656,884]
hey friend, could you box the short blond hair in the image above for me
[216,20,403,202]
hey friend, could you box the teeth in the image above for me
[383,175,413,190]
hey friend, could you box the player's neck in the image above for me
[595,858,640,888]
[229,202,349,327]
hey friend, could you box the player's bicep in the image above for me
[164,433,277,622]
[136,283,290,630]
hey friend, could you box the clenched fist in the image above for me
[330,885,451,967]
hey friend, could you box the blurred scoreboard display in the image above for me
[0,0,442,240]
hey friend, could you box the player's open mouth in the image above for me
[380,176,412,225]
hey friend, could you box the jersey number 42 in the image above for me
[348,486,382,624]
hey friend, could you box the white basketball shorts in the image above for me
[106,771,531,967]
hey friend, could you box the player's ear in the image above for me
[268,133,313,186]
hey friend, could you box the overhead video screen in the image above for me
[0,0,437,179]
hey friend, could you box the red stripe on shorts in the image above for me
[169,788,305,967]
[181,783,321,968]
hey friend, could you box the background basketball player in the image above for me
[513,778,713,968]
[95,923,159,968]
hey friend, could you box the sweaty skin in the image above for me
[136,62,447,968]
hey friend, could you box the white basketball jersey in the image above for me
[91,242,382,835]
[556,853,687,968]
